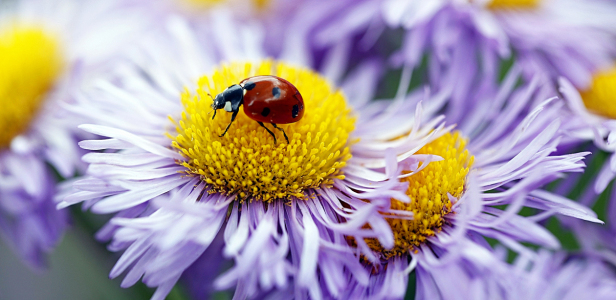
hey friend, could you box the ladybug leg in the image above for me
[220,110,239,137]
[271,123,289,144]
[257,122,277,144]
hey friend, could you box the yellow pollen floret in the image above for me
[0,25,64,149]
[580,67,616,120]
[487,0,539,10]
[184,0,225,7]
[184,0,269,10]
[365,132,474,259]
[169,61,355,202]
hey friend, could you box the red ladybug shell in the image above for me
[239,75,304,124]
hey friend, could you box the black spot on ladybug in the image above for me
[292,104,299,118]
[244,81,256,90]
[261,107,270,117]
[272,87,281,99]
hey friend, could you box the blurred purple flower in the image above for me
[315,0,616,93]
[510,250,616,299]
[0,0,151,269]
[558,78,616,195]
[549,144,616,274]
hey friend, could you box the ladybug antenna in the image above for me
[207,92,218,119]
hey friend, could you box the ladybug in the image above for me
[210,75,304,144]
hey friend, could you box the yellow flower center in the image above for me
[0,26,64,149]
[169,61,355,202]
[366,132,473,259]
[183,0,269,10]
[580,67,616,119]
[487,0,539,10]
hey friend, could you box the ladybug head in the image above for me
[209,92,228,120]
[211,93,226,111]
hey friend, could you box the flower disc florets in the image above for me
[487,0,539,10]
[183,0,269,10]
[367,132,474,259]
[580,67,616,120]
[0,25,63,148]
[170,61,355,202]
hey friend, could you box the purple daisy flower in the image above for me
[128,0,368,72]
[548,29,616,271]
[59,13,395,299]
[136,0,299,18]
[325,68,603,298]
[547,105,616,272]
[314,0,616,97]
[510,250,616,299]
[0,0,151,268]
[558,78,616,194]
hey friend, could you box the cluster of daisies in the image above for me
[2,0,616,299]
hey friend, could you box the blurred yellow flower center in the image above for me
[580,67,616,119]
[366,132,473,259]
[0,26,64,149]
[185,0,224,5]
[170,61,355,202]
[183,0,269,10]
[487,0,539,10]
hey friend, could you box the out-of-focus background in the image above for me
[0,209,161,299]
